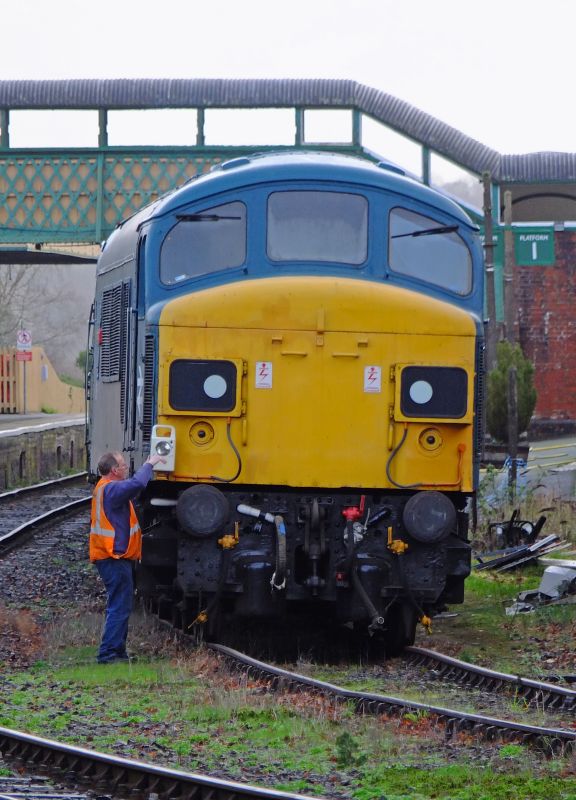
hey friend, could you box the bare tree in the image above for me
[0,264,95,376]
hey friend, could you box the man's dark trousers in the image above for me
[95,558,134,663]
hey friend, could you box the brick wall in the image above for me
[517,230,576,437]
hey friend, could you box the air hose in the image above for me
[270,515,287,590]
[350,564,385,631]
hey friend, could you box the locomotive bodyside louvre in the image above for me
[90,268,137,474]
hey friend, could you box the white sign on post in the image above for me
[16,329,32,351]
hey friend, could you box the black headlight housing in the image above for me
[169,359,237,412]
[400,366,468,419]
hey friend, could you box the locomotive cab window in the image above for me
[389,207,472,295]
[267,191,368,264]
[160,201,246,284]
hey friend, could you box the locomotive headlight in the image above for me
[150,425,176,471]
[155,440,172,456]
[400,366,468,419]
[402,491,456,544]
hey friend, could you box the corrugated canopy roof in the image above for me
[0,78,573,182]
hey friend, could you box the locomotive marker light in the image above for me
[151,425,176,471]
[168,359,241,414]
[409,380,433,404]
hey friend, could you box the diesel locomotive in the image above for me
[87,152,484,654]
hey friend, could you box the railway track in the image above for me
[0,472,88,502]
[0,474,91,555]
[209,643,576,754]
[0,728,315,800]
[0,767,91,800]
[405,645,576,711]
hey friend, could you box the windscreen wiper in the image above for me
[175,214,242,221]
[391,225,459,239]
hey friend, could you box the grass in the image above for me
[417,566,576,676]
[58,374,84,388]
[352,765,576,800]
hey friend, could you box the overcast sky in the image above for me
[1,0,573,155]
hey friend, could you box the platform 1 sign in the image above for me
[514,227,555,266]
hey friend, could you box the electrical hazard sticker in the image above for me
[364,365,381,393]
[255,361,273,389]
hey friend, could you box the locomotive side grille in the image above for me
[119,281,131,425]
[99,281,130,385]
[474,338,486,460]
[142,335,155,443]
[99,284,122,381]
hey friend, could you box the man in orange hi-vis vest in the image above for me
[90,451,165,663]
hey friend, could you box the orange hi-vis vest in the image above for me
[89,477,142,561]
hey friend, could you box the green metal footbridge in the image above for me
[2,79,576,250]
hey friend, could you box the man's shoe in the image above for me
[97,654,137,664]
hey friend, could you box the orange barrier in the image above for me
[0,350,18,413]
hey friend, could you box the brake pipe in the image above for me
[236,504,287,591]
[237,503,275,524]
[271,515,287,590]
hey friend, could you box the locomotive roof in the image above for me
[99,151,478,273]
[147,151,477,229]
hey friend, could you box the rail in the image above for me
[210,644,576,753]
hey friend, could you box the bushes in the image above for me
[486,342,537,443]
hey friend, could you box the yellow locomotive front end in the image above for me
[155,275,476,492]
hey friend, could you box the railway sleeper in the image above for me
[532,735,565,756]
[443,718,455,740]
[484,725,499,741]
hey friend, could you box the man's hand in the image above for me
[146,454,167,467]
